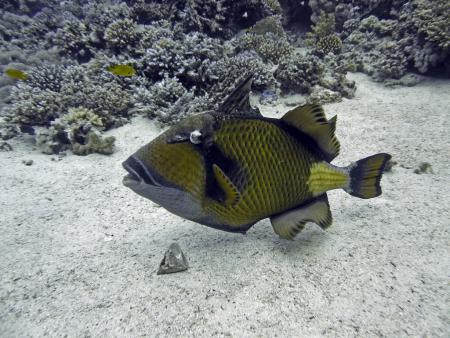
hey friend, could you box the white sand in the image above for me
[1,73,449,337]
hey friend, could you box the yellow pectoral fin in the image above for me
[307,162,349,196]
[212,164,241,206]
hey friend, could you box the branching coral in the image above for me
[316,34,342,55]
[1,0,447,154]
[275,53,323,94]
[206,52,276,96]
[339,0,449,79]
[407,0,449,51]
[53,20,93,61]
[104,18,141,51]
[305,11,336,47]
[132,77,210,125]
[237,32,293,63]
[237,16,293,63]
[5,63,132,128]
[140,30,225,91]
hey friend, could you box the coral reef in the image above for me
[236,16,293,63]
[206,52,277,94]
[305,11,336,47]
[316,34,342,56]
[275,52,323,94]
[312,0,450,80]
[132,77,197,125]
[5,63,132,127]
[1,0,447,155]
[35,107,115,155]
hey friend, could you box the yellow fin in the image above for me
[307,162,349,196]
[271,195,332,240]
[282,104,340,161]
[212,164,240,206]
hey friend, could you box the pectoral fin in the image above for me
[212,164,240,206]
[270,195,332,240]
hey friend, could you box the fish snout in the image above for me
[122,155,159,188]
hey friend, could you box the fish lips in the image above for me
[122,155,160,188]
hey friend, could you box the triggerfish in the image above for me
[123,76,391,239]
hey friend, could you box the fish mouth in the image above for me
[122,155,160,188]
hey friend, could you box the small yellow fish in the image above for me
[123,76,391,240]
[106,64,136,77]
[5,68,28,81]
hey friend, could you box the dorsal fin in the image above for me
[212,164,241,206]
[218,75,261,117]
[282,104,340,161]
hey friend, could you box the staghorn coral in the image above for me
[275,52,324,94]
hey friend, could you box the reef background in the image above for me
[0,0,448,154]
[0,1,449,337]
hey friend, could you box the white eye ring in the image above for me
[190,130,202,144]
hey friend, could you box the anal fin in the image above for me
[212,164,240,206]
[270,194,332,240]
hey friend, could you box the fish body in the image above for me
[107,64,136,77]
[123,76,391,239]
[5,68,28,81]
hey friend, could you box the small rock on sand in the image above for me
[22,159,33,166]
[157,243,189,275]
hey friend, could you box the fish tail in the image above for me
[344,153,391,199]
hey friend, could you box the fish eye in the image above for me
[190,130,202,144]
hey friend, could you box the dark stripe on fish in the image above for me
[123,155,159,186]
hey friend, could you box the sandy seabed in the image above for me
[0,73,449,337]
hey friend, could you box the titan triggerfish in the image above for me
[123,76,391,239]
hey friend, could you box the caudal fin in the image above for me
[344,153,391,199]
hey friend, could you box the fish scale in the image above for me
[205,118,318,226]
